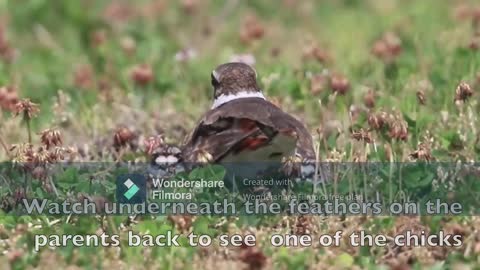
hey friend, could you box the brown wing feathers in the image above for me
[184,117,279,162]
[183,98,315,163]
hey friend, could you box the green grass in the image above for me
[1,0,480,269]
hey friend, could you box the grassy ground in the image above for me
[1,0,480,269]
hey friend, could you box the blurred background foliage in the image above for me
[1,0,480,269]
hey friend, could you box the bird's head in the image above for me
[210,62,265,109]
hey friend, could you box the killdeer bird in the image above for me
[180,62,324,180]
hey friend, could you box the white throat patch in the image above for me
[211,91,266,109]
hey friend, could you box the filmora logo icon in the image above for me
[116,174,146,203]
